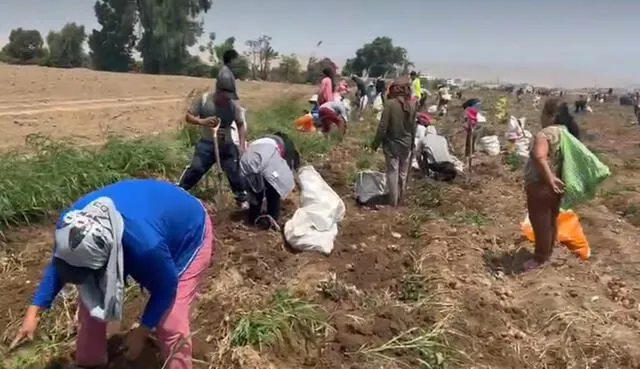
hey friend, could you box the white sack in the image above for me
[477,135,501,156]
[284,166,345,255]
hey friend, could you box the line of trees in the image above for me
[0,0,413,84]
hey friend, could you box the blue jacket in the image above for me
[32,179,207,329]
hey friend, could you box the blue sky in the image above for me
[0,0,637,87]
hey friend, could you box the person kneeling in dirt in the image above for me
[523,98,580,271]
[11,179,214,369]
[240,132,300,230]
[178,49,248,209]
[414,116,457,182]
[319,99,349,135]
[371,77,416,207]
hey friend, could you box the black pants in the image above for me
[248,180,281,222]
[178,139,246,201]
[428,162,457,182]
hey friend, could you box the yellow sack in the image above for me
[521,210,591,260]
[494,97,509,123]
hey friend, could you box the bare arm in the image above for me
[185,112,204,126]
[185,112,219,127]
[232,100,247,151]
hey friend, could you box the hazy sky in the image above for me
[0,0,637,87]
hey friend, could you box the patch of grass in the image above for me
[248,96,336,162]
[317,273,356,302]
[0,96,337,230]
[355,154,374,170]
[356,325,455,369]
[504,151,524,172]
[230,290,332,351]
[0,134,188,228]
[449,209,491,227]
[397,253,429,303]
[410,181,443,209]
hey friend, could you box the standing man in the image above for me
[410,71,423,108]
[178,49,248,208]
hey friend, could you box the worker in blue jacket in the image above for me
[11,179,214,369]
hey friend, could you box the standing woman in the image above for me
[11,179,215,369]
[371,77,417,206]
[523,98,580,270]
[240,132,300,230]
[318,67,335,106]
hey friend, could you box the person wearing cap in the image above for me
[178,49,249,209]
[240,132,300,230]
[11,179,214,369]
[308,94,321,126]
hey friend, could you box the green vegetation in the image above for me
[1,3,413,81]
[449,209,491,227]
[230,290,331,350]
[0,134,187,227]
[0,96,337,230]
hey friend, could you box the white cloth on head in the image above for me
[54,197,124,322]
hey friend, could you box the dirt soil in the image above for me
[0,64,313,150]
[2,67,640,369]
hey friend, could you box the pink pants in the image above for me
[75,213,215,369]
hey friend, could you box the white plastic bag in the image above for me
[372,94,384,121]
[515,137,531,158]
[505,116,526,140]
[477,135,501,156]
[450,155,465,174]
[355,171,387,204]
[427,105,438,114]
[284,166,345,255]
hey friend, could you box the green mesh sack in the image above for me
[560,127,611,209]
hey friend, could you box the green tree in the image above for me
[199,32,218,64]
[272,54,304,83]
[213,36,250,80]
[245,35,278,80]
[88,0,137,72]
[0,28,47,64]
[342,37,410,78]
[232,55,251,80]
[306,57,337,84]
[136,0,212,74]
[45,23,87,68]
